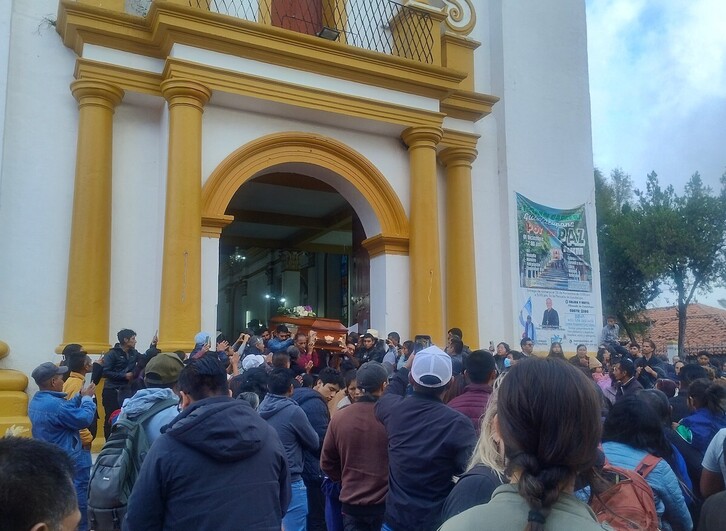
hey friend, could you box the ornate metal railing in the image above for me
[188,0,435,64]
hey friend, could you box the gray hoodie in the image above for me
[118,388,179,445]
[258,393,319,481]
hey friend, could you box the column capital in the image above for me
[439,146,478,168]
[401,126,443,149]
[160,78,211,110]
[71,79,124,110]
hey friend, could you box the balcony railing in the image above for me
[188,0,435,64]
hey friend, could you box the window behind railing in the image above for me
[188,0,434,64]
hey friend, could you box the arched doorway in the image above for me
[201,132,410,338]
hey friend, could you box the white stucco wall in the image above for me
[468,0,599,348]
[0,0,79,384]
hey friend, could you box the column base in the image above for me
[157,341,195,353]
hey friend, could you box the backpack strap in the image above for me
[634,453,661,479]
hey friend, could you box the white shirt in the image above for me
[702,428,726,482]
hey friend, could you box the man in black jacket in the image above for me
[124,355,290,531]
[292,367,343,531]
[101,329,140,439]
[375,346,477,531]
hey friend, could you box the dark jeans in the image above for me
[101,386,120,440]
[343,513,384,531]
[304,477,327,531]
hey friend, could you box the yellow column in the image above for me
[58,80,124,354]
[158,79,211,352]
[440,147,479,347]
[402,126,444,345]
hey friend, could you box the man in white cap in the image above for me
[28,361,97,531]
[375,346,477,531]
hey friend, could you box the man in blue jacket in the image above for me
[293,367,344,531]
[259,368,320,531]
[29,361,97,531]
[375,345,477,531]
[124,355,291,531]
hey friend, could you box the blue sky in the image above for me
[586,0,726,308]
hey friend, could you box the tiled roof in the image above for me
[635,303,726,352]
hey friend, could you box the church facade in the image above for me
[0,0,601,423]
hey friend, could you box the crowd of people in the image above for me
[3,320,726,531]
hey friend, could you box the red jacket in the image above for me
[447,383,493,435]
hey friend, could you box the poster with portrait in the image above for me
[515,193,598,354]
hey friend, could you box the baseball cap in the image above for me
[242,354,266,371]
[356,361,388,393]
[366,329,380,340]
[144,352,184,386]
[194,331,211,346]
[410,346,452,388]
[31,362,68,386]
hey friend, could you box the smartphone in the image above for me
[414,334,432,353]
[206,335,212,350]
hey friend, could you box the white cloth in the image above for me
[702,427,726,482]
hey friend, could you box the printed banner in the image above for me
[516,193,598,353]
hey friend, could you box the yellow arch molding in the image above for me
[202,132,409,246]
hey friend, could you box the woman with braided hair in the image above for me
[440,357,608,530]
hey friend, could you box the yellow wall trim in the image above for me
[201,132,409,242]
[57,0,469,100]
[164,59,446,129]
[75,58,163,96]
[361,234,410,258]
[440,90,500,121]
[201,214,234,238]
[441,129,480,151]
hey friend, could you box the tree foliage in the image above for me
[597,168,726,353]
[596,168,660,341]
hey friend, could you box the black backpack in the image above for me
[88,397,178,530]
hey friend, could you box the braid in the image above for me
[509,453,572,531]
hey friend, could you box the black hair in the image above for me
[178,355,229,402]
[449,337,464,355]
[509,350,525,361]
[267,368,295,395]
[275,324,289,334]
[465,350,496,384]
[67,353,90,374]
[642,339,656,351]
[117,328,136,344]
[679,364,708,387]
[636,388,672,426]
[497,342,511,353]
[688,378,726,414]
[318,367,344,388]
[630,342,640,350]
[301,373,318,388]
[347,332,360,344]
[497,358,601,531]
[520,337,533,348]
[0,437,78,531]
[271,351,290,368]
[603,395,673,460]
[387,331,400,342]
[402,340,415,355]
[361,333,375,342]
[448,327,463,339]
[547,342,565,360]
[615,359,635,378]
[343,369,358,388]
[238,367,269,402]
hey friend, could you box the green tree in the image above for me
[595,169,660,341]
[630,172,726,354]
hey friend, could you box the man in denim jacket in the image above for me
[29,362,97,531]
